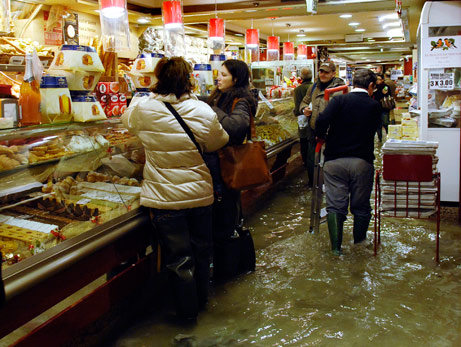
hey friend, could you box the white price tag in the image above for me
[429,72,455,90]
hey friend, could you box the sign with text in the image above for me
[429,72,455,90]
[422,36,461,69]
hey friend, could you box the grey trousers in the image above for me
[323,157,374,218]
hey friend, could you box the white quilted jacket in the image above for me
[121,93,229,210]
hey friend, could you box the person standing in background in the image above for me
[299,62,345,187]
[122,57,229,323]
[207,59,258,281]
[373,73,391,141]
[293,67,313,183]
[315,69,381,255]
[384,71,397,124]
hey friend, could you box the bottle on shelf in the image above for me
[19,53,41,126]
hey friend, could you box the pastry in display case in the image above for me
[0,120,144,270]
[254,97,298,147]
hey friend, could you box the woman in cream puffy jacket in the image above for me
[122,57,228,322]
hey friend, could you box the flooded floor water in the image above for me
[111,142,461,347]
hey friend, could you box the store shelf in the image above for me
[0,64,25,72]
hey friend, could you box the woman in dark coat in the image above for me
[207,59,258,281]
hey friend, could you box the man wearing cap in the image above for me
[293,67,313,172]
[299,61,345,187]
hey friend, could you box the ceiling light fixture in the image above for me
[387,28,404,37]
[379,13,399,22]
[355,28,365,32]
[340,14,352,18]
[382,22,401,29]
[137,18,150,24]
[235,33,244,37]
[348,22,360,26]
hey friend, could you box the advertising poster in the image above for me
[422,35,461,69]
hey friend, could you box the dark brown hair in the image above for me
[152,57,192,99]
[207,59,254,113]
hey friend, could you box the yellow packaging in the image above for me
[401,118,418,127]
[401,126,418,137]
[39,76,73,123]
[387,125,402,139]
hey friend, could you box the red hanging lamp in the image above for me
[100,0,126,19]
[162,0,183,29]
[283,41,294,56]
[209,18,224,41]
[297,44,307,59]
[267,36,279,51]
[246,28,259,48]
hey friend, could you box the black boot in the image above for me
[327,213,346,255]
[353,215,371,244]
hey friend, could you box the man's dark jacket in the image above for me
[315,90,381,164]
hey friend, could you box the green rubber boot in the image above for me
[353,215,371,244]
[327,213,346,255]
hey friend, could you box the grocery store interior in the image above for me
[0,0,460,346]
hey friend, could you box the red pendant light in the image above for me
[297,44,307,59]
[246,28,259,48]
[100,0,126,19]
[283,42,294,56]
[162,0,183,29]
[267,36,279,51]
[209,18,224,41]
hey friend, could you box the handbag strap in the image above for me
[163,101,206,161]
[232,98,255,141]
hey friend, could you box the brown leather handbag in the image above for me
[218,99,272,191]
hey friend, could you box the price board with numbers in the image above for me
[429,72,455,90]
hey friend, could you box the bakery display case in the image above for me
[0,119,146,272]
[255,97,297,149]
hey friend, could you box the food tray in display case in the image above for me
[0,119,145,271]
[255,97,298,149]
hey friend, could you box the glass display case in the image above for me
[251,60,316,96]
[0,119,145,271]
[254,97,298,149]
[417,1,461,202]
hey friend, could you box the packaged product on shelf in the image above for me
[49,45,104,72]
[40,76,73,123]
[106,93,120,117]
[127,72,157,89]
[131,53,164,73]
[388,125,402,139]
[97,82,120,95]
[48,70,101,92]
[70,94,106,122]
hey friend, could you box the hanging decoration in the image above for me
[297,44,307,60]
[267,18,279,61]
[283,41,294,60]
[99,0,130,51]
[245,19,260,63]
[162,0,186,57]
[208,1,225,53]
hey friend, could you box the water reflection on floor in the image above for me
[113,143,461,347]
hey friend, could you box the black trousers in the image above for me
[212,187,242,280]
[150,205,213,318]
